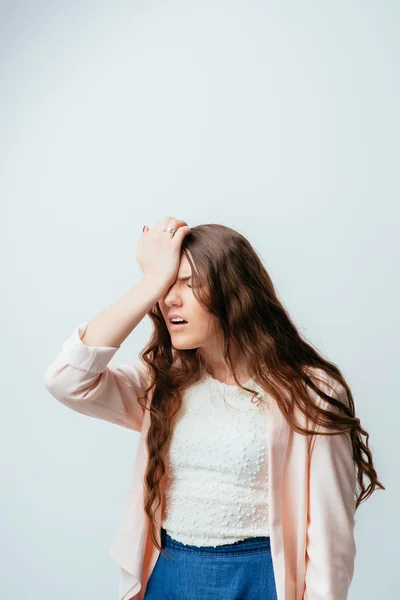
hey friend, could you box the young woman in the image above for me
[45,216,384,600]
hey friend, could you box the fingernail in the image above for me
[142,225,145,231]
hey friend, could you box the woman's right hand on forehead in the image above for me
[136,216,191,292]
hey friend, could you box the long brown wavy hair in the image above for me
[136,223,385,557]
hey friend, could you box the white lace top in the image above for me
[160,371,271,546]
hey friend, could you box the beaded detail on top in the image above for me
[160,372,271,547]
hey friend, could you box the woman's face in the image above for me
[159,254,218,351]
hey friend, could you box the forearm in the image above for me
[80,275,167,348]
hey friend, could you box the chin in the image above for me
[171,340,196,350]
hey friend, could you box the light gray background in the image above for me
[1,1,398,598]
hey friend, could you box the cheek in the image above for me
[186,296,215,333]
[195,313,217,336]
[190,304,209,323]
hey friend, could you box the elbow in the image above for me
[44,363,59,396]
[44,361,94,404]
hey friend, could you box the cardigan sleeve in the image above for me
[303,381,357,600]
[44,321,150,432]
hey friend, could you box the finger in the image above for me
[167,220,189,232]
[154,216,173,231]
[172,225,191,241]
[155,217,188,232]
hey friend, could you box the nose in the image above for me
[163,283,183,308]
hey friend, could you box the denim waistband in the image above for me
[160,527,271,555]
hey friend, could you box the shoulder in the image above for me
[301,366,351,438]
[302,365,349,407]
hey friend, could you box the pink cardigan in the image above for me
[44,322,357,600]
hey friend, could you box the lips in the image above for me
[169,319,188,329]
[168,314,188,324]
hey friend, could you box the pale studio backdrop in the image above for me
[1,1,398,598]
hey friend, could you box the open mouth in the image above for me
[170,320,188,328]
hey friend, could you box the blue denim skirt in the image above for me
[144,527,278,599]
